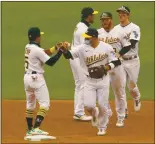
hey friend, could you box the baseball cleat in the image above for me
[26,130,32,136]
[97,128,106,136]
[116,119,124,127]
[134,99,141,111]
[31,128,49,135]
[125,109,128,119]
[91,107,99,127]
[73,114,92,121]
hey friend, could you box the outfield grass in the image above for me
[2,2,154,100]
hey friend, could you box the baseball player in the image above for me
[115,6,141,114]
[62,28,121,135]
[98,12,131,126]
[24,27,64,137]
[70,7,98,121]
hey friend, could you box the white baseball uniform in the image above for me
[115,22,141,102]
[70,21,88,116]
[98,27,130,119]
[70,41,118,129]
[24,43,50,111]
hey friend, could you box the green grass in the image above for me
[2,2,154,100]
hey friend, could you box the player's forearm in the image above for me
[119,45,132,56]
[44,47,57,56]
[119,39,138,56]
[45,50,62,66]
[63,50,73,59]
[105,59,121,71]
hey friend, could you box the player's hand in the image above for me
[55,42,64,50]
[59,41,71,53]
[115,53,123,61]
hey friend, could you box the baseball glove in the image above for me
[88,65,107,79]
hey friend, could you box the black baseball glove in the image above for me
[88,65,107,79]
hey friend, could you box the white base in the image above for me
[24,135,56,141]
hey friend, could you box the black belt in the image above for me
[86,75,103,79]
[25,71,37,74]
[122,55,137,61]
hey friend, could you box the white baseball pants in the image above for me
[84,75,112,129]
[24,73,50,110]
[70,58,85,116]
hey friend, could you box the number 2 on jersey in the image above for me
[24,48,30,72]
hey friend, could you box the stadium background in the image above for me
[2,2,154,100]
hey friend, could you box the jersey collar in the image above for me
[29,41,40,47]
[81,19,90,27]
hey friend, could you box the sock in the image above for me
[26,109,34,130]
[33,107,48,128]
[34,115,44,128]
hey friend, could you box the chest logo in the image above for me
[85,53,108,66]
[99,37,120,44]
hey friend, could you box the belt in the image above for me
[122,55,137,61]
[25,71,37,74]
[86,75,103,80]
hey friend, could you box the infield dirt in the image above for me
[2,100,154,143]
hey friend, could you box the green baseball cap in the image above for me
[116,6,130,14]
[28,27,44,40]
[81,7,98,18]
[100,12,112,19]
[82,28,98,38]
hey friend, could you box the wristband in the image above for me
[50,46,56,53]
[109,63,115,69]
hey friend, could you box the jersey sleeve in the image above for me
[120,32,131,47]
[36,48,50,63]
[70,45,82,59]
[130,26,141,41]
[107,45,118,62]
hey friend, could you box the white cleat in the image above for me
[91,107,99,127]
[134,99,141,111]
[97,128,106,136]
[73,114,92,121]
[31,128,49,135]
[116,119,124,127]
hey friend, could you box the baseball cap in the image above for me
[81,7,98,18]
[100,12,112,19]
[28,27,44,40]
[116,6,130,14]
[82,28,98,38]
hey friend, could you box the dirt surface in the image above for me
[2,100,154,143]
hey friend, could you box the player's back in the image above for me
[24,44,48,74]
[72,22,88,48]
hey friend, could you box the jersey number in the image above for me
[133,31,138,39]
[25,56,29,71]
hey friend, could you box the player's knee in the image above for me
[39,101,50,111]
[26,102,36,110]
[84,103,96,111]
[128,81,136,90]
[99,104,112,117]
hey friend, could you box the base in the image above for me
[24,135,56,141]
